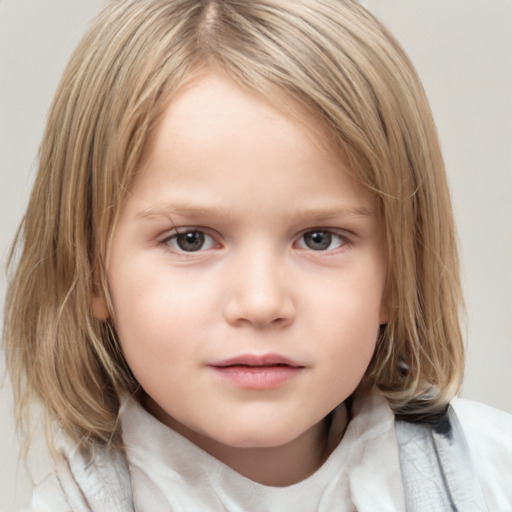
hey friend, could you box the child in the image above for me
[3,0,510,510]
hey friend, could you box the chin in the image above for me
[211,424,307,450]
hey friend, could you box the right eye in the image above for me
[164,229,216,252]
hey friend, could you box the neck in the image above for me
[144,395,348,487]
[202,420,330,486]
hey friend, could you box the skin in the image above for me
[95,71,389,486]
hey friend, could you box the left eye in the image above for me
[297,230,345,251]
[165,230,216,252]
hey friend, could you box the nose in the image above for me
[222,249,295,329]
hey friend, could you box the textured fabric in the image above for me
[451,397,512,512]
[25,434,133,512]
[395,398,512,512]
[396,419,454,512]
[396,406,489,512]
[122,389,405,512]
[23,390,512,511]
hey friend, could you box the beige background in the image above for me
[1,0,511,509]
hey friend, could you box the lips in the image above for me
[211,354,303,368]
[208,354,304,389]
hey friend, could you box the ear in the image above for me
[92,287,110,321]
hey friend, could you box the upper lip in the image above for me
[210,354,304,368]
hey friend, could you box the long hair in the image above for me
[4,0,464,450]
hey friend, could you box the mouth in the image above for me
[208,354,305,389]
[211,354,304,368]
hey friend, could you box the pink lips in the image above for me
[209,354,304,390]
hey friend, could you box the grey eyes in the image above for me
[165,229,345,253]
[167,231,215,252]
[298,231,344,251]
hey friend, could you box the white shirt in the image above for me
[122,390,405,511]
[25,389,512,511]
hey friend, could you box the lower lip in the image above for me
[209,365,303,389]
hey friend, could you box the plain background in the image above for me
[1,0,511,509]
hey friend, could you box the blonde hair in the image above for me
[4,0,464,450]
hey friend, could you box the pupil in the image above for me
[177,231,205,251]
[305,231,331,250]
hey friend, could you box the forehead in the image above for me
[122,69,378,224]
[140,68,343,171]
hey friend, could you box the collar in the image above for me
[120,388,405,511]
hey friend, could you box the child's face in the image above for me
[102,72,388,456]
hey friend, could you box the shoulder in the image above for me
[451,397,511,461]
[23,434,90,512]
[25,434,132,512]
[451,397,512,510]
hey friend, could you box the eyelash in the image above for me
[162,229,218,253]
[160,227,351,255]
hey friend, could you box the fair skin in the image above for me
[95,71,389,486]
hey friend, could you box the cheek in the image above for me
[317,320,379,406]
[108,266,212,367]
[321,313,379,370]
[310,269,384,382]
[308,266,385,335]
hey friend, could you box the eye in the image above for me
[297,230,346,251]
[165,229,216,252]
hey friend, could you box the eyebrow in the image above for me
[136,203,232,221]
[299,205,374,221]
[136,203,374,222]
